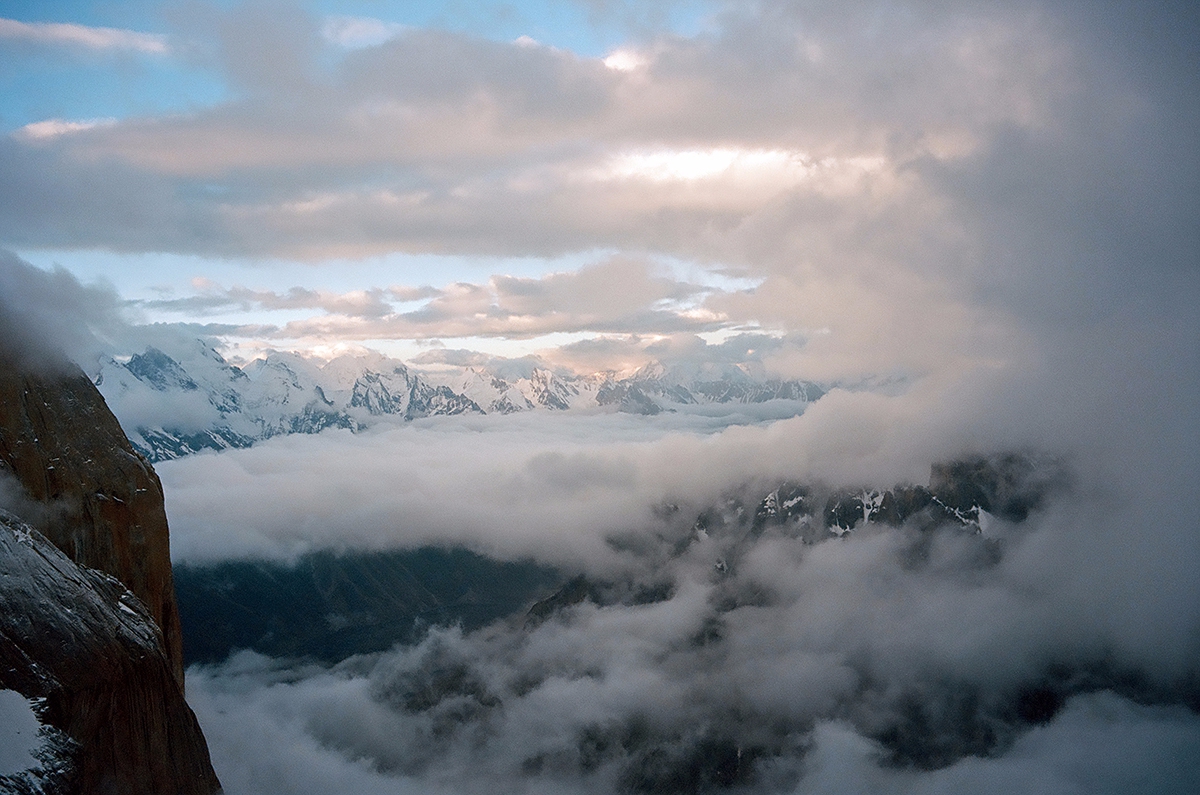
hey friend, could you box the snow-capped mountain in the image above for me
[94,341,826,461]
[429,365,600,414]
[428,360,827,417]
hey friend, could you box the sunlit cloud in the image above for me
[320,16,405,49]
[590,148,887,191]
[0,17,167,54]
[13,117,117,141]
[128,257,744,359]
[606,148,782,181]
[602,48,647,71]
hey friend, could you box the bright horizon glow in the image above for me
[593,148,889,190]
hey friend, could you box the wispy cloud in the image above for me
[141,279,399,319]
[14,117,116,141]
[320,16,405,49]
[134,258,730,348]
[0,17,167,54]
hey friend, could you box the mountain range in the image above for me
[92,340,827,461]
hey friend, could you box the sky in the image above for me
[2,0,1193,374]
[1,0,752,363]
[1,1,1199,793]
[12,0,1194,373]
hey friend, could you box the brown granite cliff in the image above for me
[0,361,185,683]
[0,351,221,794]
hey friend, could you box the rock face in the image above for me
[0,361,183,682]
[0,513,221,795]
[0,354,221,795]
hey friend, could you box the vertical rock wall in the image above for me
[0,362,184,685]
[0,353,221,794]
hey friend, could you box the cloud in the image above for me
[794,695,1200,795]
[189,648,1200,793]
[0,0,1068,261]
[0,17,168,54]
[158,380,970,567]
[13,118,117,142]
[321,16,406,50]
[602,47,648,72]
[0,137,212,254]
[410,347,505,368]
[163,264,1199,788]
[542,331,801,375]
[0,250,131,372]
[141,280,398,319]
[136,257,733,348]
[182,468,1200,792]
[159,411,758,567]
[4,0,1156,387]
[170,356,1200,790]
[0,689,42,776]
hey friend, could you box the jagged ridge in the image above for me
[94,341,828,462]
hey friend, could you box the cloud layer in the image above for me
[139,256,729,343]
[174,392,1200,791]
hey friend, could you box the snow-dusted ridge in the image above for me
[93,340,827,462]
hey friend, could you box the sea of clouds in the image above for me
[172,427,1200,793]
[160,350,1198,792]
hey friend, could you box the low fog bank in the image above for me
[159,404,840,568]
[158,378,1016,569]
[173,351,1200,792]
[189,662,1200,795]
[183,470,1200,793]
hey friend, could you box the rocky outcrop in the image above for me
[0,513,221,795]
[0,353,221,794]
[0,360,183,683]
